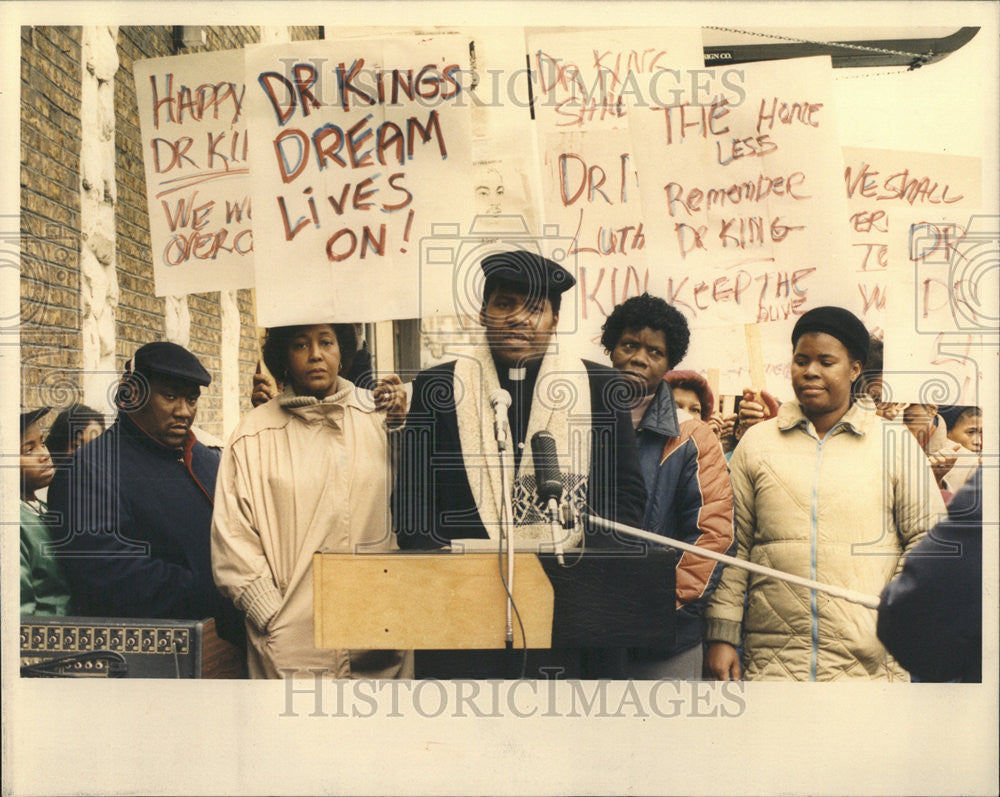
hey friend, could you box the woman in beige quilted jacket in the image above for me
[211,323,413,679]
[704,307,945,681]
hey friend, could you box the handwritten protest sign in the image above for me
[245,36,473,326]
[134,49,253,295]
[883,211,995,407]
[527,28,701,352]
[628,56,852,396]
[527,28,702,133]
[843,147,981,335]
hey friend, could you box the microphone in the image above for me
[530,431,563,503]
[489,389,512,451]
[531,430,565,565]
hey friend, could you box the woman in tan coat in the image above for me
[704,307,945,681]
[211,323,412,679]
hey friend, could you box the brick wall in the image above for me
[20,26,84,414]
[22,25,322,435]
[114,25,173,372]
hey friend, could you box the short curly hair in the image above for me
[664,370,715,420]
[45,403,106,455]
[262,324,358,384]
[600,294,690,369]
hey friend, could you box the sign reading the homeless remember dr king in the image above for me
[244,37,474,327]
[628,55,855,397]
[134,48,255,296]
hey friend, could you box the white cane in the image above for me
[585,514,881,610]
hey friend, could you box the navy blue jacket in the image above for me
[634,382,735,656]
[878,467,982,682]
[47,413,242,640]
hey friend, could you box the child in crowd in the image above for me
[934,406,983,498]
[45,403,105,457]
[19,407,72,616]
[946,406,983,454]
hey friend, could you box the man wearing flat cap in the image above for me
[47,342,242,642]
[392,250,647,675]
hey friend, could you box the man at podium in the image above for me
[392,249,648,677]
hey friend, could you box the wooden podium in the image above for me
[313,549,677,655]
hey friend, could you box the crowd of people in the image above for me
[19,249,984,682]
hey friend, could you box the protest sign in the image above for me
[843,146,981,335]
[245,36,474,326]
[629,55,852,396]
[527,28,701,353]
[134,48,253,295]
[883,211,996,407]
[527,27,703,133]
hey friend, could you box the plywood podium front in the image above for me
[313,552,555,650]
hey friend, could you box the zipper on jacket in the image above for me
[810,438,823,682]
[808,420,847,681]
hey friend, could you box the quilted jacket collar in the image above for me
[777,395,877,437]
[638,380,680,439]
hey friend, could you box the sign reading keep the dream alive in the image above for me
[134,48,254,296]
[244,36,474,327]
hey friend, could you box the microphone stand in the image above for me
[545,498,566,566]
[494,418,516,647]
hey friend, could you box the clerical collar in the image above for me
[492,355,542,388]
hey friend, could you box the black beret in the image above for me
[481,250,576,298]
[20,407,50,434]
[791,306,870,364]
[128,341,211,387]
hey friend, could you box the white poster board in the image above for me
[883,211,996,407]
[629,55,852,398]
[245,36,474,326]
[134,48,254,295]
[843,146,981,335]
[527,28,703,354]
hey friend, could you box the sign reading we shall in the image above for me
[842,146,981,335]
[245,37,473,327]
[134,49,253,296]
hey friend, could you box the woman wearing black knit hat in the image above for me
[704,307,946,682]
[786,305,871,436]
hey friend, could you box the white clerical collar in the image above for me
[508,366,527,381]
